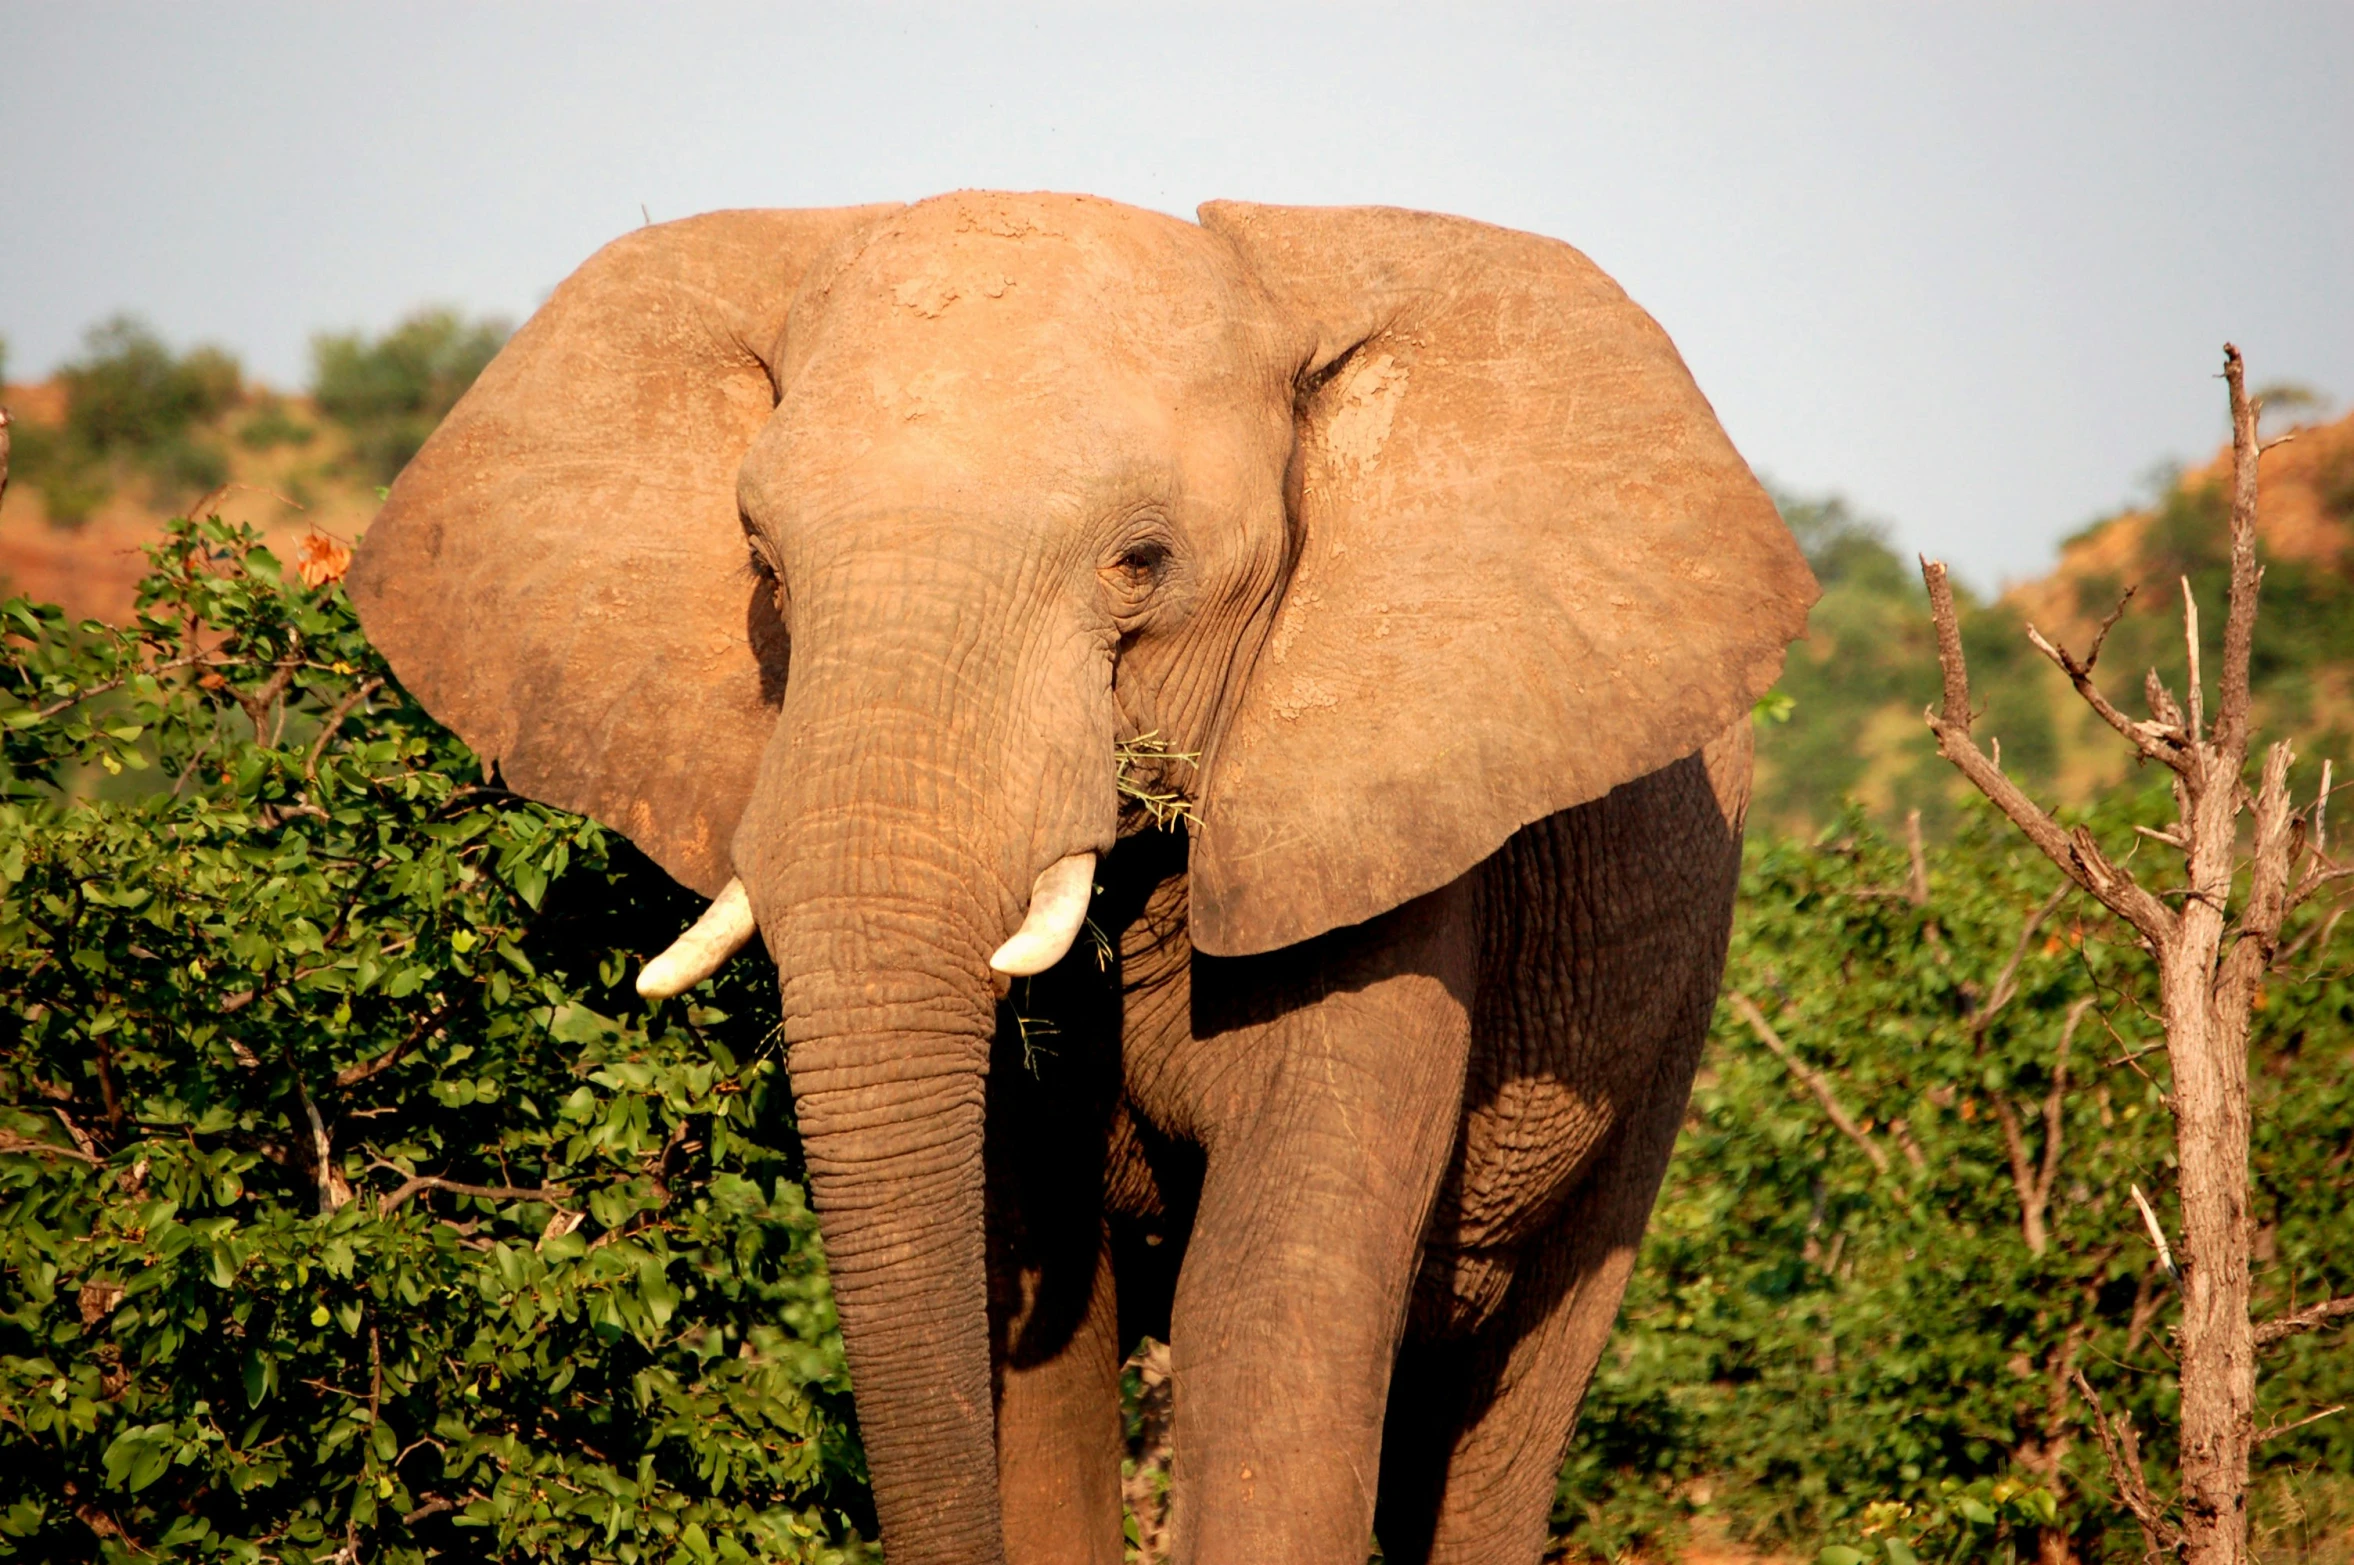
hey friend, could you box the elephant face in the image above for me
[346,190,1816,1564]
[729,199,1301,948]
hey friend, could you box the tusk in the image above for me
[636,878,757,999]
[989,853,1098,976]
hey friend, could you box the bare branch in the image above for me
[2317,758,2332,857]
[1989,995,2089,1256]
[233,657,300,744]
[2214,345,2264,762]
[2071,1366,2185,1561]
[2026,620,2188,770]
[53,1108,98,1159]
[1904,808,1929,906]
[1971,884,2074,1044]
[293,1070,352,1215]
[2087,586,2139,667]
[2255,1405,2345,1444]
[30,655,207,721]
[0,1128,103,1166]
[376,1174,572,1218]
[2180,577,2205,745]
[1728,992,1890,1176]
[303,676,385,784]
[1888,1116,1928,1171]
[334,984,475,1089]
[2252,1294,2354,1348]
[1920,558,2175,942]
[1992,1096,2041,1249]
[2145,670,2188,747]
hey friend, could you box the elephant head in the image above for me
[348,192,1814,1562]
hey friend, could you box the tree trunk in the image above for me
[2163,756,2256,1565]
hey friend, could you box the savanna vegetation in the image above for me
[2,521,869,1563]
[3,415,2351,1560]
[1752,404,2354,840]
[1,310,507,526]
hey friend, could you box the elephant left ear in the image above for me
[1189,201,1818,956]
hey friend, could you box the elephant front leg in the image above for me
[986,991,1129,1564]
[990,1218,1126,1565]
[1165,892,1476,1565]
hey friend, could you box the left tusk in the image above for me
[637,878,757,999]
[989,853,1098,976]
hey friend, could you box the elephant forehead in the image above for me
[792,192,1265,393]
[749,195,1293,527]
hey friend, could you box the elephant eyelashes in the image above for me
[744,542,788,609]
[1104,541,1169,601]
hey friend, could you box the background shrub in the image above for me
[310,310,508,484]
[1557,806,2354,1563]
[6,318,244,523]
[0,519,870,1563]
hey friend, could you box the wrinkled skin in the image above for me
[351,193,1816,1565]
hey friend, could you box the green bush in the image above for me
[8,318,244,523]
[1752,491,2061,837]
[310,311,508,484]
[235,398,317,453]
[1556,805,2354,1563]
[59,319,242,458]
[0,519,871,1563]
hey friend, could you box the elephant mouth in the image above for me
[635,848,1099,998]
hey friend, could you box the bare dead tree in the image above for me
[1918,346,2354,1565]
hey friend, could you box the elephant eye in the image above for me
[743,542,789,615]
[1114,542,1168,583]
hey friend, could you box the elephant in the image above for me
[348,192,1817,1565]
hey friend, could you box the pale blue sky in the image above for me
[3,2,2348,589]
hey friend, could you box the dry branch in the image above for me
[334,984,476,1088]
[2071,1366,2186,1563]
[1919,560,2174,943]
[0,1128,103,1166]
[1971,885,2074,1044]
[304,676,385,783]
[376,1174,572,1217]
[2252,1295,2354,1348]
[2254,1405,2345,1445]
[1728,992,1890,1177]
[1990,994,2092,1254]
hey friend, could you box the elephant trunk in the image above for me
[729,580,1115,1565]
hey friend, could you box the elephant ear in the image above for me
[1190,202,1817,955]
[349,205,901,897]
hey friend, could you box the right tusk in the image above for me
[637,878,757,999]
[989,852,1098,976]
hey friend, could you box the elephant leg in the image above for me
[1374,1047,1699,1565]
[991,1219,1126,1565]
[987,1001,1127,1564]
[1165,885,1477,1565]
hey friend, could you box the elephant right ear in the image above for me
[348,206,901,897]
[1190,202,1818,955]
